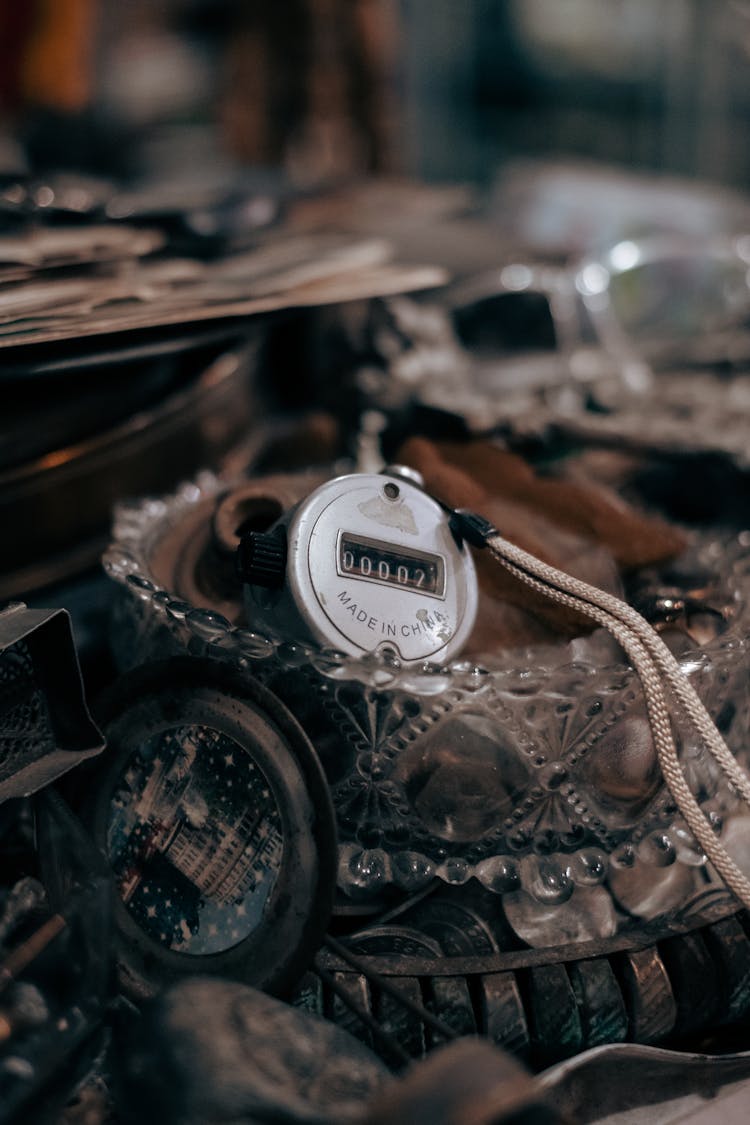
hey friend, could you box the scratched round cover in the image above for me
[85,657,337,1000]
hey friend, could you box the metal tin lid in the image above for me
[0,603,104,802]
[85,657,337,999]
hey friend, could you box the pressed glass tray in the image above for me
[103,472,750,950]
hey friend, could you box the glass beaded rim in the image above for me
[103,470,750,693]
[102,472,750,928]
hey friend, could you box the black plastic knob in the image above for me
[237,530,287,588]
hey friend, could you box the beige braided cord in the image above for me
[483,531,750,910]
[488,534,750,807]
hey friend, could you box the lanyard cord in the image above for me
[451,509,750,909]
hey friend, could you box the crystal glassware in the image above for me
[103,472,750,951]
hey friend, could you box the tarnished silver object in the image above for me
[538,1042,750,1125]
[239,470,478,666]
[619,947,677,1044]
[478,972,529,1060]
[397,895,501,957]
[85,657,337,1000]
[314,904,750,1067]
[0,603,103,801]
[347,926,444,959]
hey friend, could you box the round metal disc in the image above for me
[85,657,337,999]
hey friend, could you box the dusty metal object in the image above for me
[328,971,375,1050]
[0,603,103,801]
[104,467,750,921]
[658,930,721,1035]
[618,947,677,1045]
[427,975,476,1041]
[397,896,501,957]
[527,963,584,1066]
[85,657,337,1000]
[347,926,444,960]
[478,971,530,1061]
[315,908,750,1068]
[116,976,392,1125]
[567,958,628,1049]
[703,915,750,1022]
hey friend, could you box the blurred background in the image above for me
[1,0,749,190]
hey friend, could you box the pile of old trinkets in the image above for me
[52,413,747,1122]
[6,170,750,1122]
[7,472,750,1123]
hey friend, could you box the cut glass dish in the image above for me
[103,472,750,949]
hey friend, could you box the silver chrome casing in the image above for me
[247,472,478,665]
